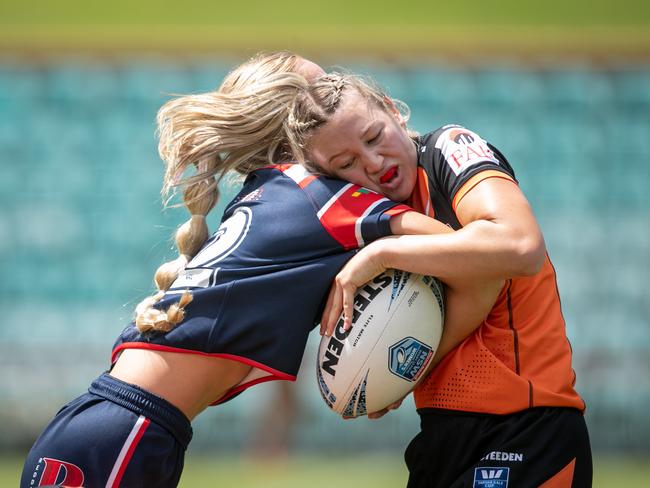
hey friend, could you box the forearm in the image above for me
[431,280,503,366]
[380,218,544,281]
[392,214,506,361]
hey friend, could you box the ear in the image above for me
[383,96,406,128]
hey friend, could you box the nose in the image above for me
[361,150,383,175]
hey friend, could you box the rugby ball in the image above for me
[316,269,444,418]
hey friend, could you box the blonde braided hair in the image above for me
[134,51,310,333]
[285,72,413,173]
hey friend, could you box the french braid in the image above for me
[284,72,413,173]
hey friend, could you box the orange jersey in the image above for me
[410,126,585,414]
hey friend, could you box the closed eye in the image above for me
[367,129,383,145]
[339,158,356,170]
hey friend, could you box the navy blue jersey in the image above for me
[113,164,410,404]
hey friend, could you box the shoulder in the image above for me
[226,164,323,216]
[251,163,350,197]
[251,163,396,214]
[419,124,507,175]
[422,125,495,158]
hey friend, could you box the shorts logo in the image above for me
[473,467,509,488]
[388,337,433,382]
[33,457,85,487]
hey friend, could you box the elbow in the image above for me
[513,234,546,276]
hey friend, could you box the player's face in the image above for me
[307,89,418,202]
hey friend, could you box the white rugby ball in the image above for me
[316,269,444,418]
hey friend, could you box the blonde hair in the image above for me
[284,72,413,173]
[135,51,310,333]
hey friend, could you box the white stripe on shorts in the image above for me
[106,414,149,488]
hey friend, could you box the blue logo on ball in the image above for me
[388,337,433,382]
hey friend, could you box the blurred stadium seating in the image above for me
[0,58,648,454]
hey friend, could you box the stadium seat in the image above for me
[473,67,545,112]
[118,60,199,106]
[612,68,650,110]
[2,59,649,453]
[44,62,120,105]
[541,68,614,111]
[403,67,478,109]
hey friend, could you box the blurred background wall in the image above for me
[0,0,649,483]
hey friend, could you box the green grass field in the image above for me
[0,0,649,57]
[3,453,650,487]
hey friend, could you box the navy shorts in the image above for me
[21,373,193,488]
[405,407,592,488]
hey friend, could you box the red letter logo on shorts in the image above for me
[38,457,85,487]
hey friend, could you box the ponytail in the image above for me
[135,178,217,333]
[134,51,309,333]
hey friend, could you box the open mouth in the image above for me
[379,166,397,185]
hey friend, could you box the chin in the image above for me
[387,188,409,202]
[396,172,417,202]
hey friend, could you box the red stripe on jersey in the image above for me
[298,174,318,188]
[111,343,294,380]
[211,375,295,405]
[319,186,408,249]
[111,343,297,405]
[264,163,293,171]
[269,163,318,189]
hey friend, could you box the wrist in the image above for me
[370,237,395,271]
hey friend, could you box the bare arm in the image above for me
[320,201,504,337]
[390,209,505,360]
[379,178,546,280]
[321,178,544,337]
[337,206,504,420]
[329,178,545,419]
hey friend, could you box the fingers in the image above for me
[320,284,342,336]
[367,408,388,420]
[368,398,404,420]
[320,285,336,335]
[321,276,357,336]
[320,246,385,336]
[341,284,355,331]
[388,398,404,410]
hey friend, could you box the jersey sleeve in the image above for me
[277,163,412,250]
[422,125,517,211]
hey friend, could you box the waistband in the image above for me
[416,406,584,420]
[89,372,193,449]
